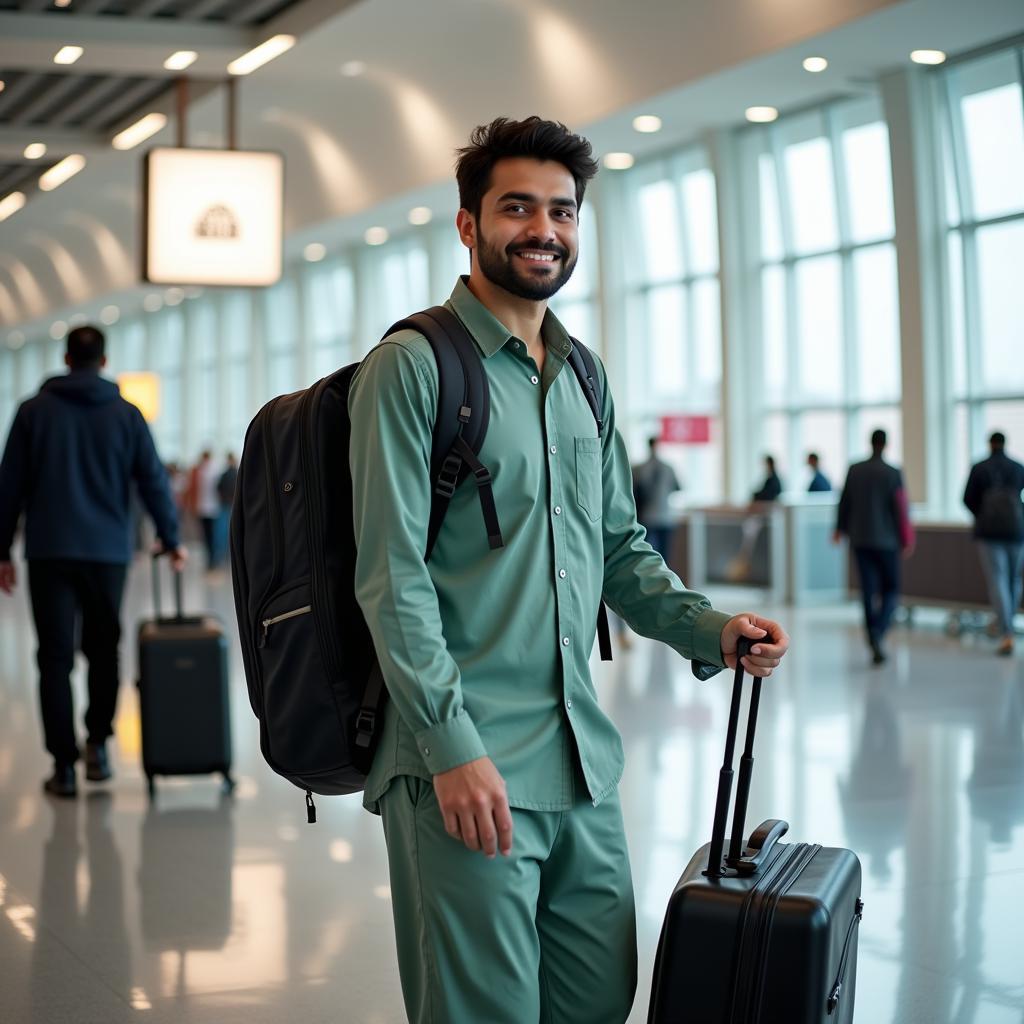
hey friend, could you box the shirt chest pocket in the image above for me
[574,436,603,522]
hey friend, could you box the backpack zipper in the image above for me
[827,898,864,1016]
[261,398,285,594]
[258,605,312,648]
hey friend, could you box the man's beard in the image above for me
[474,225,578,301]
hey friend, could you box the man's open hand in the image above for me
[433,756,513,858]
[721,613,790,677]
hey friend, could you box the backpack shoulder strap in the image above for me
[564,337,613,662]
[382,306,502,560]
[566,337,604,437]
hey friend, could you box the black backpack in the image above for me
[230,306,610,820]
[977,468,1024,541]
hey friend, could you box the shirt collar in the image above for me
[447,276,574,361]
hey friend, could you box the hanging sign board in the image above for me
[659,414,712,444]
[142,147,283,287]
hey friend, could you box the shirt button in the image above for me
[531,375,539,385]
[566,699,573,710]
[549,444,557,455]
[559,569,567,579]
[554,506,562,515]
[562,636,570,647]
[423,747,430,756]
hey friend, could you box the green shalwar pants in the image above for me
[379,776,638,1024]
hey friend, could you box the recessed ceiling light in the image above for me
[142,294,163,313]
[0,192,27,221]
[408,206,433,226]
[603,152,635,170]
[6,330,25,350]
[803,56,828,73]
[164,50,197,71]
[55,0,73,7]
[910,49,946,65]
[364,226,389,246]
[227,34,295,76]
[632,115,662,134]
[50,321,68,340]
[39,154,86,191]
[341,61,366,77]
[745,106,779,123]
[164,287,184,306]
[111,112,167,151]
[304,242,326,262]
[53,45,83,65]
[24,143,47,160]
[100,305,120,325]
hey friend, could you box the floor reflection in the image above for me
[0,560,1020,1022]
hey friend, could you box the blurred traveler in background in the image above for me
[963,432,1024,656]
[0,325,186,798]
[194,450,222,570]
[632,436,681,561]
[834,429,914,666]
[807,452,832,493]
[751,455,783,503]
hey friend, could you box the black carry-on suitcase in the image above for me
[137,555,235,797]
[648,639,864,1023]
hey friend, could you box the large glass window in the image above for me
[264,277,300,401]
[150,309,184,460]
[306,259,355,381]
[621,149,723,503]
[941,46,1024,509]
[743,97,901,494]
[549,205,600,346]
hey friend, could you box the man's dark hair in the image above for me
[455,116,599,219]
[990,431,1006,450]
[871,429,887,451]
[66,325,105,369]
[808,452,819,465]
[765,455,776,472]
[648,436,660,450]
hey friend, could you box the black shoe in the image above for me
[43,765,77,798]
[84,742,112,782]
[870,640,887,666]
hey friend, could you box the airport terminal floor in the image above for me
[0,558,1021,1023]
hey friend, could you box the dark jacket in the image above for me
[836,455,906,551]
[963,452,1024,541]
[809,470,832,493]
[0,370,180,563]
[752,472,783,503]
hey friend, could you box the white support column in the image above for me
[881,68,948,513]
[706,128,752,505]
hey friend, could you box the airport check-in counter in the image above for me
[676,497,846,605]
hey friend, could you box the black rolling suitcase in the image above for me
[648,639,864,1023]
[137,555,234,797]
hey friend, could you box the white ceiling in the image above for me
[1,0,1023,336]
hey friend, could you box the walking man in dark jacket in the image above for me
[0,326,186,797]
[833,429,915,665]
[963,432,1024,656]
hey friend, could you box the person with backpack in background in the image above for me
[345,116,791,1024]
[0,326,186,798]
[632,436,682,561]
[964,432,1024,656]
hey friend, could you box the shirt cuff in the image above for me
[413,711,488,775]
[690,607,732,675]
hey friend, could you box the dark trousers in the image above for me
[644,525,674,562]
[27,559,128,766]
[853,546,900,646]
[200,516,219,569]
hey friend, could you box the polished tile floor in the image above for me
[0,558,1022,1023]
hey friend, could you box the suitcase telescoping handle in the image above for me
[705,637,789,878]
[151,550,185,621]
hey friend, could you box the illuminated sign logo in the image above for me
[143,147,283,287]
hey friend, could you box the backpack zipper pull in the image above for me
[305,788,317,824]
[258,620,270,648]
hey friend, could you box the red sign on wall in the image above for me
[659,415,712,445]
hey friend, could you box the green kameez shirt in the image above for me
[349,277,729,813]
